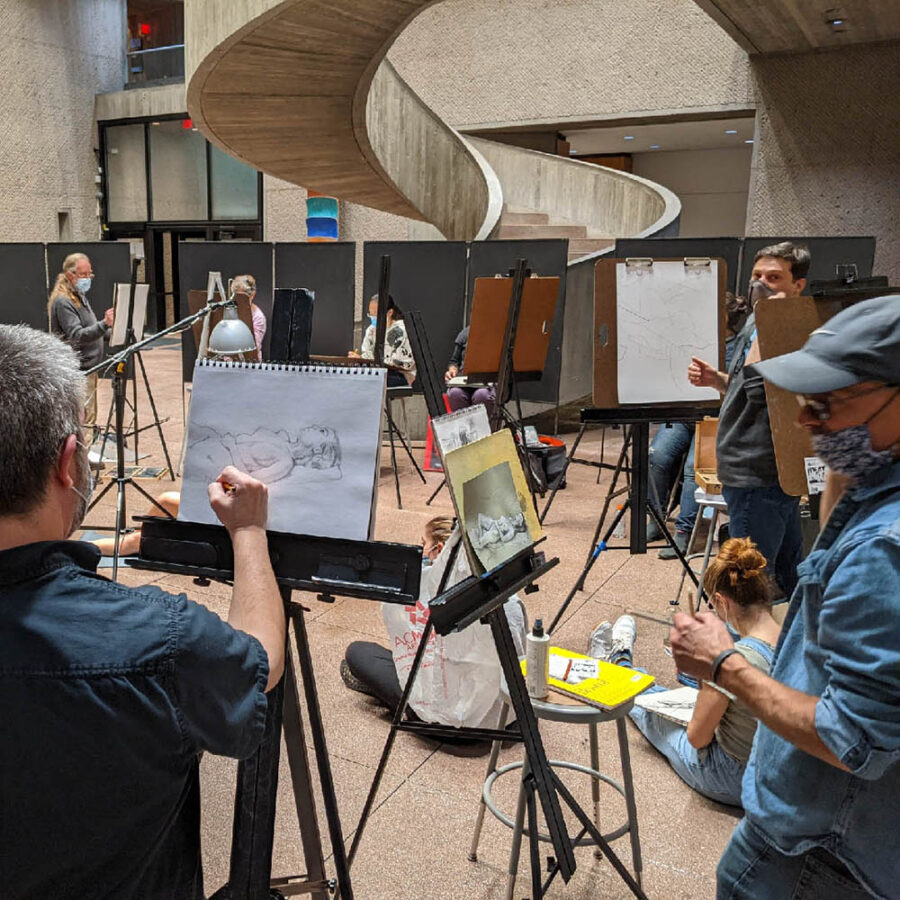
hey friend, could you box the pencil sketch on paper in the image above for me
[432,404,491,457]
[616,260,720,404]
[187,425,342,485]
[462,461,534,571]
[633,685,698,726]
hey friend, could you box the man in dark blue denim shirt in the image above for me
[672,296,900,899]
[0,325,286,899]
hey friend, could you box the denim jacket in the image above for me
[742,461,900,899]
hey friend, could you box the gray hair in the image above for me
[0,325,86,516]
[231,274,256,295]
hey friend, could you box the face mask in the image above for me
[421,557,433,569]
[747,279,775,307]
[369,315,377,328]
[75,277,92,295]
[69,440,94,534]
[811,425,895,485]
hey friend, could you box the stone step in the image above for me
[497,223,588,240]
[568,237,615,259]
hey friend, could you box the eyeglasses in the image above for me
[796,384,892,421]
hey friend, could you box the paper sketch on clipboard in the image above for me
[616,260,720,404]
[431,405,491,456]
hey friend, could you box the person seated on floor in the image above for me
[86,491,181,556]
[649,293,750,559]
[444,325,497,419]
[340,515,526,738]
[350,294,416,387]
[588,537,779,807]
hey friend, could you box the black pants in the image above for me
[345,641,408,715]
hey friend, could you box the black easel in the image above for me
[549,407,708,633]
[97,258,175,479]
[373,254,426,508]
[346,539,648,900]
[130,519,425,900]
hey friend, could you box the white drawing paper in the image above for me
[804,456,827,495]
[110,282,150,346]
[616,260,720,404]
[431,405,491,457]
[179,360,386,539]
[633,685,698,726]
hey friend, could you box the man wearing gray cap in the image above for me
[671,294,899,899]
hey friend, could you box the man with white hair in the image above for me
[0,325,285,899]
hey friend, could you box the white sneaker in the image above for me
[609,615,637,664]
[587,621,613,660]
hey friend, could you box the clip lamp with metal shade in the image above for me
[208,301,257,358]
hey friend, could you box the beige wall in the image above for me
[0,0,125,242]
[633,147,752,237]
[747,43,900,281]
[390,0,753,128]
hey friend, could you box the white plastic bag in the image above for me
[381,531,527,729]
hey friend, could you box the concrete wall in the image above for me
[390,0,754,127]
[0,0,126,242]
[633,147,752,237]
[747,43,900,281]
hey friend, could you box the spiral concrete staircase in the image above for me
[185,0,681,403]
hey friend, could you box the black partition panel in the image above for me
[177,241,274,379]
[274,242,355,356]
[0,243,48,329]
[615,237,743,295]
[363,241,468,389]
[466,239,569,405]
[740,237,876,293]
[47,241,131,327]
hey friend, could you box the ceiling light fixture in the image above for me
[650,144,660,150]
[745,139,754,144]
[623,135,635,141]
[725,129,738,134]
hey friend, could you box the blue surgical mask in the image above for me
[811,425,895,485]
[75,277,92,295]
[369,315,377,328]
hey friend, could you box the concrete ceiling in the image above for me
[565,116,756,156]
[692,0,900,54]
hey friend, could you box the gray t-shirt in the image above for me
[711,636,775,763]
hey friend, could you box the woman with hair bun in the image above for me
[592,537,781,806]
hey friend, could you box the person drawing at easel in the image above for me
[444,326,497,418]
[349,294,416,387]
[48,252,115,439]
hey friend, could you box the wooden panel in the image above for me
[754,295,825,496]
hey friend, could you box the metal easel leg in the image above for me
[539,421,586,524]
[135,350,175,480]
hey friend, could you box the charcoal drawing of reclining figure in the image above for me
[189,426,342,485]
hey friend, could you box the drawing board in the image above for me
[464,276,559,380]
[110,282,150,347]
[754,295,826,496]
[442,430,541,575]
[0,243,47,329]
[593,257,726,409]
[633,686,698,726]
[431,405,491,457]
[179,360,386,539]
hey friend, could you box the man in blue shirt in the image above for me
[0,325,286,899]
[671,295,900,899]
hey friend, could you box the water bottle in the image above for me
[526,619,550,700]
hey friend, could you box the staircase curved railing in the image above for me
[185,0,679,246]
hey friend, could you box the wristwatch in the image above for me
[711,648,740,685]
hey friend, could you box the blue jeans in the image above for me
[649,423,698,534]
[722,484,802,599]
[717,819,871,899]
[628,684,745,807]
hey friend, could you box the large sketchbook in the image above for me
[180,360,386,539]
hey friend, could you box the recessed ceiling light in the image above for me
[725,129,738,134]
[623,135,635,141]
[150,121,160,126]
[745,139,754,144]
[650,144,660,150]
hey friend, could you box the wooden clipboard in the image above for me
[593,257,726,409]
[754,295,827,496]
[464,276,559,380]
[188,289,255,354]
